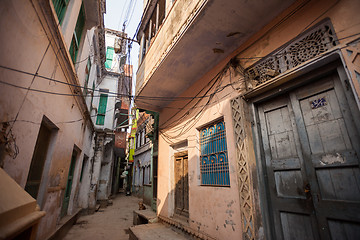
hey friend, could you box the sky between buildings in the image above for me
[104,0,143,97]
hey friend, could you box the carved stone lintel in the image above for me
[245,20,338,87]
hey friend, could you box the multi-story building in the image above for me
[0,0,129,239]
[135,0,360,239]
[132,112,152,201]
[85,28,131,208]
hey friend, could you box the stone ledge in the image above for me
[46,208,82,240]
[133,208,157,225]
[158,215,216,240]
[129,223,188,240]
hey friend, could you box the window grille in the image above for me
[200,121,230,186]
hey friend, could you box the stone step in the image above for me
[129,223,189,240]
[133,209,157,225]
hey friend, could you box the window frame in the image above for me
[69,4,85,63]
[199,120,230,187]
[105,47,114,69]
[96,94,108,125]
[52,0,69,24]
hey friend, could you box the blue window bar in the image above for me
[200,120,230,186]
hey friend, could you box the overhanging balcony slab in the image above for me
[135,0,297,111]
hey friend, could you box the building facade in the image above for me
[135,0,360,239]
[87,28,131,207]
[132,111,160,210]
[0,0,130,239]
[0,0,105,239]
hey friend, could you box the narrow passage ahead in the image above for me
[63,194,141,240]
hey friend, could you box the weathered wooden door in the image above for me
[258,73,360,239]
[174,151,189,217]
[61,152,77,218]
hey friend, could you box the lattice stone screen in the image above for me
[245,19,338,87]
[231,97,256,240]
[199,121,230,186]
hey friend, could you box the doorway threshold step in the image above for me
[129,223,189,240]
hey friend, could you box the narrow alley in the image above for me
[1,0,360,240]
[62,194,139,240]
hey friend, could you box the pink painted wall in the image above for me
[155,0,360,239]
[0,0,96,239]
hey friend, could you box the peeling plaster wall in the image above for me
[157,68,242,239]
[0,1,96,239]
[155,0,360,239]
[77,131,96,209]
[91,74,118,131]
[133,146,152,205]
[97,137,115,201]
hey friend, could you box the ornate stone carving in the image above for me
[341,38,360,96]
[245,20,338,88]
[231,97,255,240]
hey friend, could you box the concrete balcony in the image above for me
[135,0,297,111]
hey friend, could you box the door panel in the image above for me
[258,73,360,239]
[328,219,360,240]
[299,89,353,153]
[316,167,360,201]
[280,212,316,239]
[295,76,360,239]
[174,151,189,217]
[274,170,306,199]
[259,96,318,239]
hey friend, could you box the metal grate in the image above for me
[200,121,230,186]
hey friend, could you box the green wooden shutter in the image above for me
[69,4,85,63]
[74,5,85,44]
[96,94,108,125]
[105,47,114,69]
[52,0,69,24]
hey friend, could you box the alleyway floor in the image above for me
[63,194,141,240]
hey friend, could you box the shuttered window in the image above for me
[52,0,69,24]
[96,94,108,125]
[199,120,230,186]
[69,5,85,63]
[105,47,114,69]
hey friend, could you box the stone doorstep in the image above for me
[133,208,157,225]
[129,223,189,240]
[46,208,82,240]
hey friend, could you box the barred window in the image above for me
[200,120,230,186]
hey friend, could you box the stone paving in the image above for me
[62,194,141,240]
